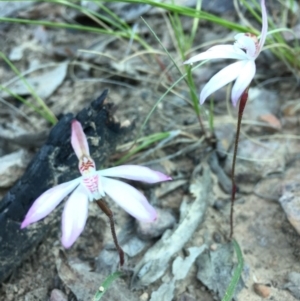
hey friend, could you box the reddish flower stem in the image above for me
[229,89,249,239]
[96,200,124,267]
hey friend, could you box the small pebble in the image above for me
[139,292,149,301]
[253,283,271,298]
[210,243,218,251]
[50,289,68,301]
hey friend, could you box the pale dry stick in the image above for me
[138,138,205,166]
[69,58,166,85]
[258,75,298,88]
[120,49,167,65]
[183,114,286,135]
[77,13,161,75]
[162,12,181,59]
[70,77,135,89]
[131,138,198,164]
[3,62,60,87]
[125,23,138,56]
[59,0,151,66]
[142,17,210,139]
[289,101,300,113]
[116,131,198,154]
[264,43,299,77]
[0,96,33,125]
[77,49,167,69]
[77,49,118,63]
[239,128,285,156]
[117,138,200,166]
[218,150,282,163]
[132,130,181,162]
[233,0,252,30]
[116,138,200,165]
[160,81,195,108]
[254,133,300,141]
[132,164,211,289]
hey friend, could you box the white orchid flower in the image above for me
[184,0,268,106]
[21,120,171,248]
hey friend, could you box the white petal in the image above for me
[234,34,256,58]
[98,165,172,183]
[231,61,256,106]
[200,61,246,104]
[61,184,89,248]
[102,177,157,222]
[207,45,249,59]
[258,0,268,54]
[21,178,81,228]
[184,45,248,64]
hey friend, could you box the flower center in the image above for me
[79,155,96,175]
[245,32,259,53]
[244,33,258,44]
[79,155,104,201]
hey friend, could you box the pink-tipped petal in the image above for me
[61,184,89,248]
[258,0,268,53]
[71,120,90,159]
[21,178,81,229]
[231,61,256,106]
[101,177,157,222]
[98,165,172,183]
[200,61,246,104]
[184,45,248,65]
[234,34,257,58]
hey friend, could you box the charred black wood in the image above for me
[0,89,129,282]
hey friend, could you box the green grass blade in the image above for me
[53,0,129,32]
[221,240,244,301]
[189,0,202,47]
[141,17,200,116]
[186,66,200,115]
[92,271,123,301]
[166,12,201,117]
[0,52,57,124]
[0,85,44,115]
[138,60,204,141]
[115,132,171,165]
[168,11,186,59]
[0,17,124,36]
[104,0,247,32]
[0,17,151,50]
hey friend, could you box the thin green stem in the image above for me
[0,52,57,124]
